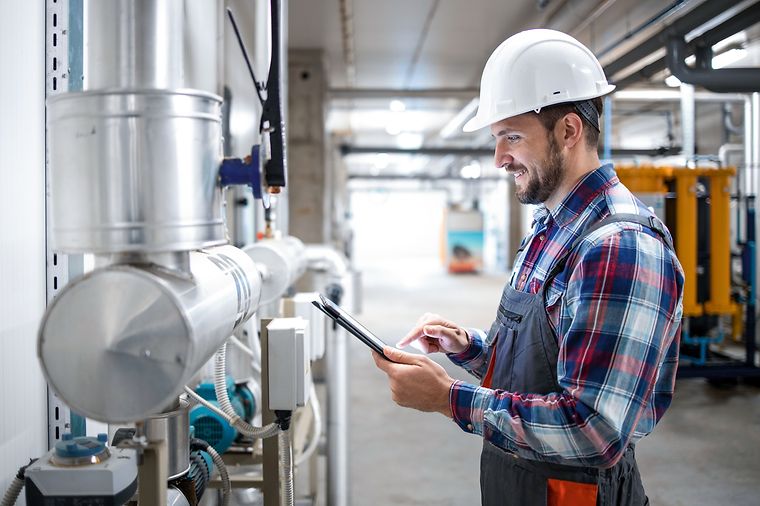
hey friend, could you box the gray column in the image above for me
[288,49,330,244]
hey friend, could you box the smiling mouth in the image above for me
[512,168,527,180]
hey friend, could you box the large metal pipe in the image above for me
[47,89,226,254]
[245,237,307,305]
[753,93,760,197]
[38,245,262,422]
[46,0,226,255]
[85,0,221,93]
[680,83,696,161]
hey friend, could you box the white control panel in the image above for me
[282,292,326,360]
[267,318,311,410]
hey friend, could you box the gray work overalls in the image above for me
[480,214,673,506]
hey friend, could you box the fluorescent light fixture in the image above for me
[389,99,406,112]
[374,153,390,169]
[385,122,402,135]
[396,132,424,150]
[713,31,747,53]
[460,161,481,179]
[439,98,480,139]
[665,75,681,87]
[712,48,747,69]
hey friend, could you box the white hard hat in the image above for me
[463,29,615,132]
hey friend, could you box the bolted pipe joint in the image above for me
[219,144,266,201]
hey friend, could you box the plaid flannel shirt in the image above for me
[448,164,684,468]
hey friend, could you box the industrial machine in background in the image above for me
[618,165,758,380]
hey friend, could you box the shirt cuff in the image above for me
[447,328,485,366]
[449,380,490,436]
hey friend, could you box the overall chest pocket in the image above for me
[490,326,518,391]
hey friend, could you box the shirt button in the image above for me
[466,424,473,431]
[539,235,545,241]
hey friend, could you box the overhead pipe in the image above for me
[599,0,739,76]
[328,88,478,100]
[339,144,682,158]
[666,35,760,93]
[608,0,760,90]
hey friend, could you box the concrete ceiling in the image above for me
[289,0,541,88]
[283,0,760,175]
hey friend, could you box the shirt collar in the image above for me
[533,164,618,228]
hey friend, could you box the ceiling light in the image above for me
[396,132,424,150]
[374,153,390,169]
[460,161,481,179]
[712,48,747,69]
[385,122,402,135]
[389,99,406,112]
[439,98,480,139]
[665,75,681,87]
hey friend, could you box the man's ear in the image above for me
[556,112,584,150]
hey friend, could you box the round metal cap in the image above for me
[39,267,191,422]
[52,435,111,466]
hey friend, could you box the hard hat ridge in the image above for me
[463,29,614,132]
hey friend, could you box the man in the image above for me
[372,29,684,506]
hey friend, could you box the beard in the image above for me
[515,135,564,205]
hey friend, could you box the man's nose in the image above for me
[494,144,513,169]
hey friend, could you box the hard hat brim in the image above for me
[462,84,616,133]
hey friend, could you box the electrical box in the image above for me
[282,292,326,360]
[266,318,311,410]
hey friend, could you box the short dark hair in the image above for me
[536,96,603,148]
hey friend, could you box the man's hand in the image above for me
[372,346,455,418]
[396,313,470,354]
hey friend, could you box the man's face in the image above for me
[490,114,564,205]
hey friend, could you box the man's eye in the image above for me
[507,135,520,143]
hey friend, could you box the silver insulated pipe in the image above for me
[37,0,258,424]
[47,0,225,254]
[38,245,262,422]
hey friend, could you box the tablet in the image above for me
[311,294,396,362]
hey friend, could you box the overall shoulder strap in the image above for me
[543,213,674,291]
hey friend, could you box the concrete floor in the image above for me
[349,258,760,506]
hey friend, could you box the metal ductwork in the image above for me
[39,0,301,423]
[667,35,760,93]
[47,0,225,254]
[39,246,263,422]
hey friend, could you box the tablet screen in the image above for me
[313,295,395,360]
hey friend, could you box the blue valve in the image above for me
[219,145,263,199]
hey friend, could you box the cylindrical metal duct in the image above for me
[47,89,226,253]
[85,0,221,93]
[38,245,262,422]
[680,83,695,162]
[245,237,307,304]
[142,399,191,480]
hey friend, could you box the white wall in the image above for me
[0,0,49,501]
